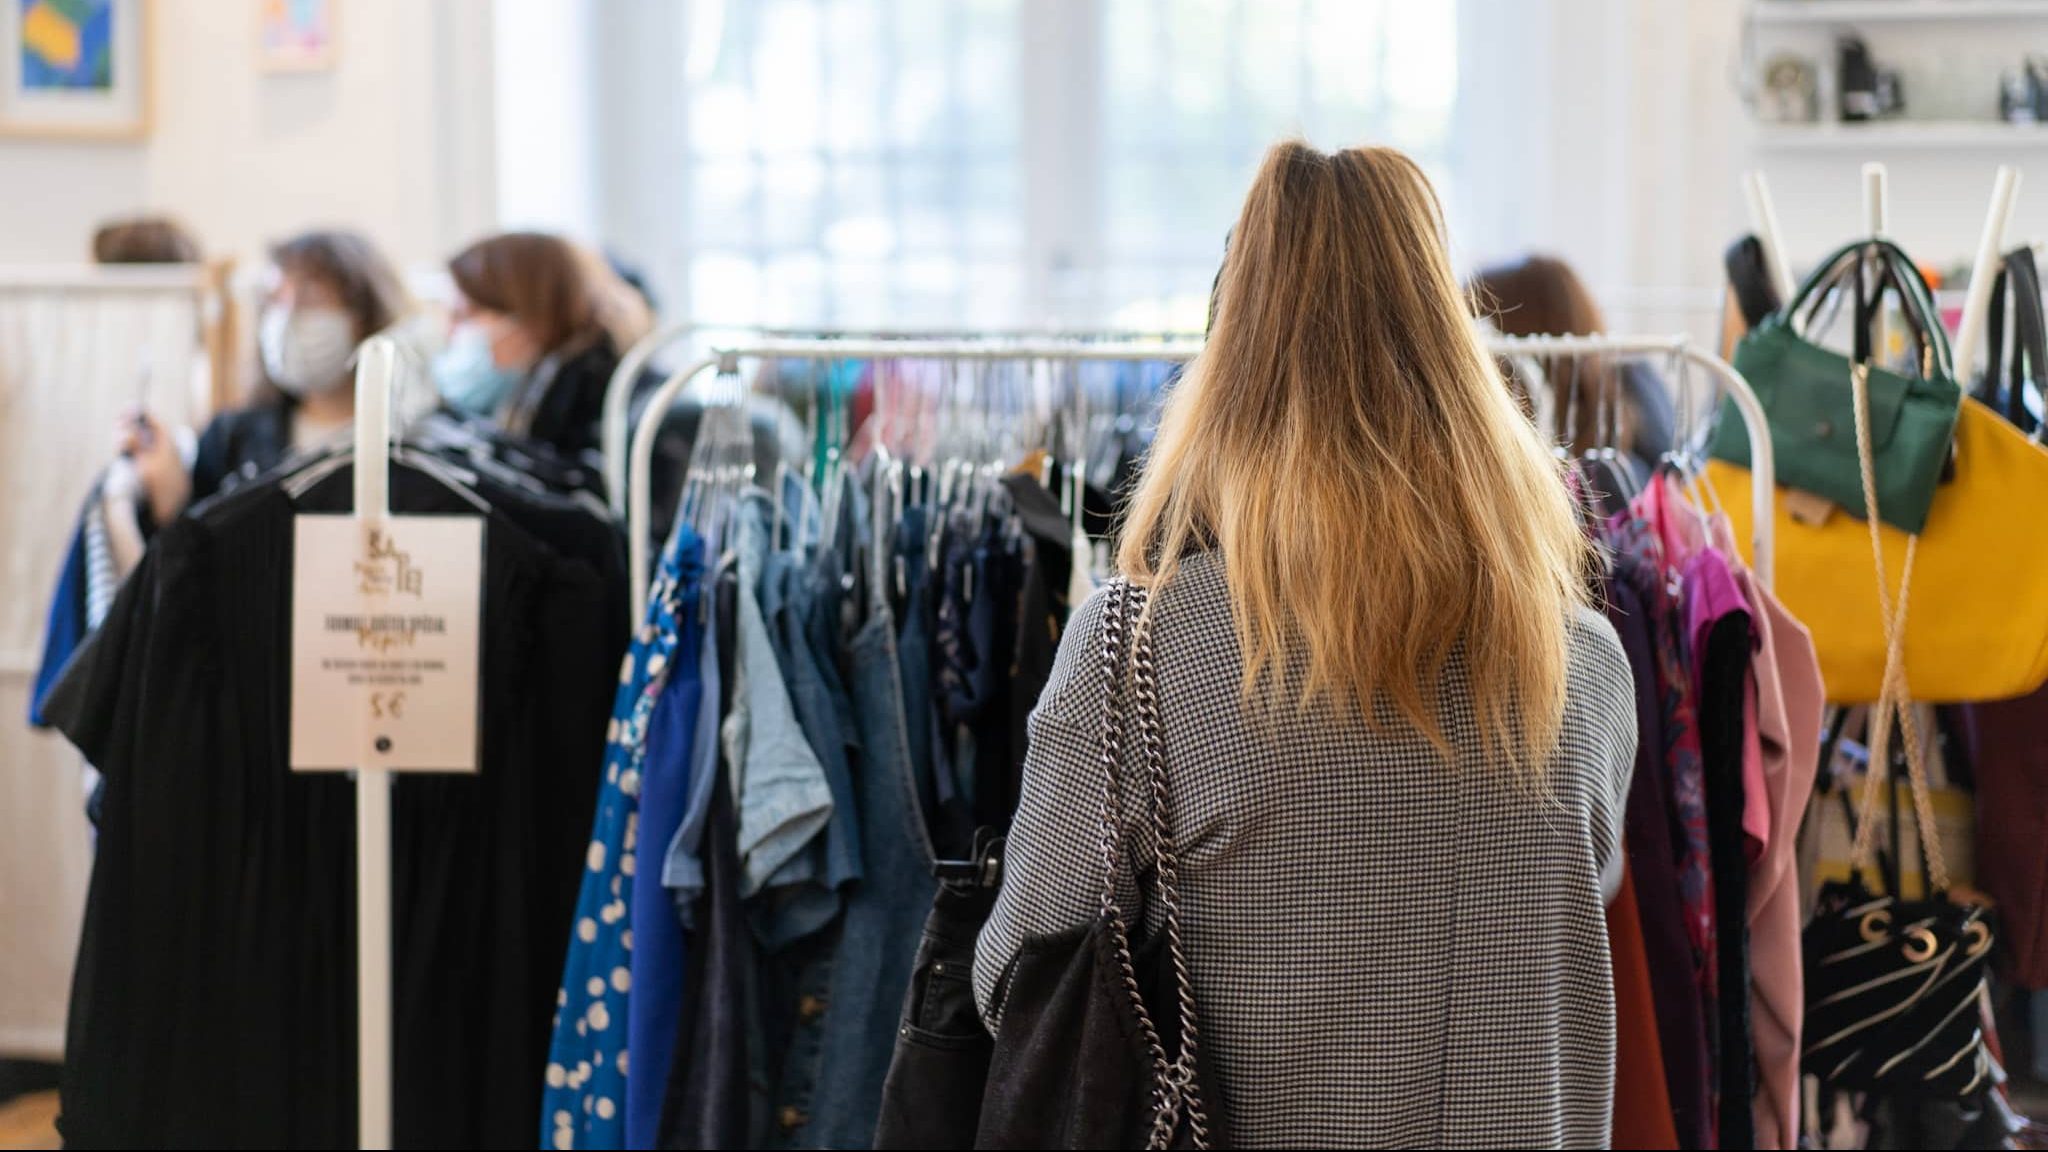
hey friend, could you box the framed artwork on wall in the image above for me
[257,0,333,73]
[0,0,150,139]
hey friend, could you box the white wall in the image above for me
[0,0,497,270]
[1482,0,2048,343]
[495,0,597,238]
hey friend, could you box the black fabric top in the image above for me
[190,402,295,507]
[46,461,626,1149]
[521,337,620,460]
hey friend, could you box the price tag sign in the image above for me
[290,514,484,773]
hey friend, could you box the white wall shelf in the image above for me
[1752,0,2048,23]
[1754,121,2048,147]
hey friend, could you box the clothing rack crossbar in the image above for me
[626,335,1776,623]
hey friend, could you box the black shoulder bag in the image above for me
[975,577,1227,1150]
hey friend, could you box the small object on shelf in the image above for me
[1839,35,1907,121]
[2002,68,2039,123]
[1761,53,1822,123]
[1997,57,2048,124]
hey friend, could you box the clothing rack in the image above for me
[1741,163,2024,376]
[346,336,403,1150]
[1489,333,1778,588]
[601,325,1201,514]
[623,334,1778,620]
[623,338,1202,622]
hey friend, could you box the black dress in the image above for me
[45,462,626,1149]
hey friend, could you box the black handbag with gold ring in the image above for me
[1802,724,1996,1100]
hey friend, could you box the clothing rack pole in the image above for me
[623,338,1202,618]
[1743,170,1797,304]
[1954,166,2024,382]
[602,327,1209,517]
[1866,163,1890,360]
[603,319,703,507]
[351,337,398,1151]
[625,334,1773,609]
[626,352,718,624]
[1482,333,1776,589]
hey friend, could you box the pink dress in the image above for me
[1715,517,1825,1149]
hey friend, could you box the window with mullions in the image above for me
[680,0,1025,329]
[1092,0,1458,330]
[669,0,1457,330]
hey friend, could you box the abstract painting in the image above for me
[20,0,112,89]
[1,0,145,137]
[258,0,333,72]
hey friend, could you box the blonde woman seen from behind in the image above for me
[974,142,1638,1149]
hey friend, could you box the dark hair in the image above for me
[92,216,202,264]
[271,229,410,341]
[448,232,603,354]
[1467,254,1606,338]
[1466,254,1624,452]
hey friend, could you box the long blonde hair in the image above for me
[1117,142,1594,769]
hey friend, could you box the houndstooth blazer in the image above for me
[974,551,1638,1150]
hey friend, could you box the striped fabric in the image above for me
[975,551,1638,1149]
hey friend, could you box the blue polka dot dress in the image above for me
[542,528,702,1150]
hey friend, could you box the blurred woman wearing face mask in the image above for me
[435,232,652,460]
[117,229,411,526]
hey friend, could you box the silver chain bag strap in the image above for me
[1095,576,1211,1150]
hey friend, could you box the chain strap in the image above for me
[1845,359,1952,894]
[1096,578,1170,1104]
[1129,586,1210,1149]
[1094,578,1210,1150]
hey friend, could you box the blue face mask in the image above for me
[434,324,525,418]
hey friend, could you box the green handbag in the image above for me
[1710,239,1962,534]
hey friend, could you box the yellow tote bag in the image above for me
[1707,396,2048,703]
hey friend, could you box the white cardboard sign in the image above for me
[289,514,484,773]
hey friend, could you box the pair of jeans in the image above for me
[801,565,943,1148]
[893,507,944,843]
[872,880,999,1149]
[900,508,977,861]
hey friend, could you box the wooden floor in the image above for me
[0,1091,59,1150]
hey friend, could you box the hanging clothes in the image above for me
[1609,864,1681,1150]
[544,525,704,1151]
[1718,520,1824,1152]
[1602,553,1713,1150]
[44,461,627,1149]
[542,355,1191,1150]
[1606,509,1717,1150]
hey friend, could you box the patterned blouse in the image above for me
[542,529,703,1150]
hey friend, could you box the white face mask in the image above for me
[259,305,359,398]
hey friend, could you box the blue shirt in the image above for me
[624,587,705,1149]
[542,527,703,1151]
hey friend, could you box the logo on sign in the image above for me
[355,529,426,598]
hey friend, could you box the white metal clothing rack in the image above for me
[623,334,1779,620]
[601,324,1204,514]
[1741,163,2024,377]
[320,329,1782,1142]
[1490,333,1779,588]
[622,338,1200,621]
[350,337,401,1151]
